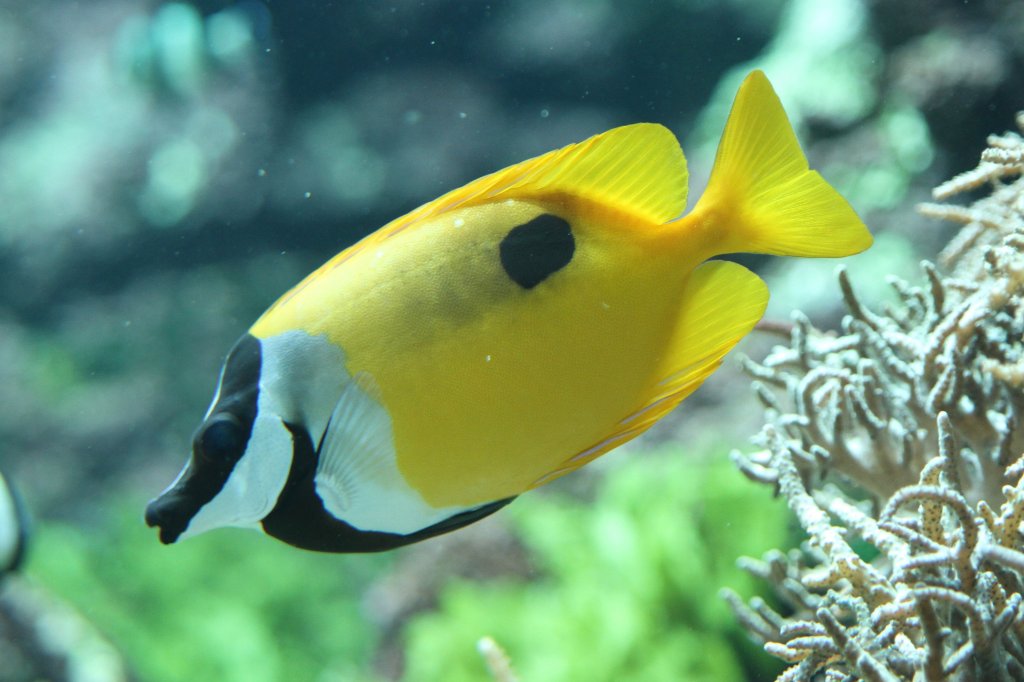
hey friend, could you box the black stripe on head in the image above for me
[144,334,262,543]
[499,213,575,289]
[261,424,515,553]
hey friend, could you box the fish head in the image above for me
[145,334,293,544]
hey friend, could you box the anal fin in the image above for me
[533,260,768,487]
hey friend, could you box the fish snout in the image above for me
[144,493,191,544]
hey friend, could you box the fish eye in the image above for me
[197,414,246,465]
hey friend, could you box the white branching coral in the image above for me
[726,112,1024,680]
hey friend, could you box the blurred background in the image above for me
[0,0,1021,680]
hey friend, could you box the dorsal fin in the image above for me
[331,123,688,268]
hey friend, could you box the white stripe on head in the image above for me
[178,330,472,540]
[252,331,471,536]
[177,329,345,539]
[179,407,294,538]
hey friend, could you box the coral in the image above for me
[402,450,789,682]
[478,636,519,682]
[0,577,129,682]
[726,112,1024,679]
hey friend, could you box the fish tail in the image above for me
[690,70,872,258]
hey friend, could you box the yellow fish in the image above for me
[145,70,870,552]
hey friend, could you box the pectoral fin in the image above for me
[314,373,469,535]
[314,373,396,520]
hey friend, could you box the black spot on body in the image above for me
[499,213,574,289]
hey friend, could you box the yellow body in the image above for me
[251,71,871,508]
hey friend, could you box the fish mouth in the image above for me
[144,460,223,544]
[144,492,192,544]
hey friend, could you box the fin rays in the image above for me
[534,260,769,488]
[694,70,872,259]
[322,123,687,273]
[315,374,395,518]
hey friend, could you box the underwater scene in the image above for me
[2,1,1024,680]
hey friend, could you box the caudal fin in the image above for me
[692,70,872,258]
